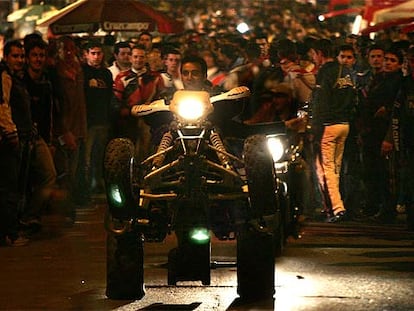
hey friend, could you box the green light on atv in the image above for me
[109,184,123,207]
[189,228,210,244]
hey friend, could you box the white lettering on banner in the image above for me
[103,22,151,31]
[52,24,97,34]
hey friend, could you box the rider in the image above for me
[131,55,217,146]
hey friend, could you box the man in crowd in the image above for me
[160,48,183,98]
[113,44,164,160]
[137,31,153,53]
[82,40,113,194]
[359,47,404,223]
[382,47,414,230]
[53,35,88,225]
[312,44,357,222]
[108,41,131,81]
[20,36,57,233]
[0,40,31,246]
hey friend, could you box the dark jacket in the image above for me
[311,61,357,127]
[23,70,54,143]
[82,64,113,128]
[386,75,414,153]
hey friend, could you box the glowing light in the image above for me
[177,99,205,120]
[267,136,284,162]
[318,15,325,22]
[352,15,362,35]
[237,22,249,33]
[190,228,210,244]
[109,185,123,206]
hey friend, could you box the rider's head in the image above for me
[180,55,208,91]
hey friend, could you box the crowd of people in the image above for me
[0,14,413,246]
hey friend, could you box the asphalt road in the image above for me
[0,197,413,311]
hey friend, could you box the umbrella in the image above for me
[36,0,184,35]
[360,16,414,34]
[7,4,57,23]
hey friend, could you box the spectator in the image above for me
[53,36,88,225]
[0,40,31,246]
[217,43,246,91]
[384,47,414,230]
[200,49,226,87]
[82,40,113,194]
[20,36,57,234]
[113,44,164,160]
[312,44,357,222]
[355,44,386,217]
[146,48,164,72]
[137,31,153,52]
[278,41,315,106]
[108,41,131,81]
[363,47,404,223]
[160,48,183,98]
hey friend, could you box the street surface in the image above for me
[0,197,413,311]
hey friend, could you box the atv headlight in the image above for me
[170,90,213,122]
[267,135,285,162]
[177,98,205,120]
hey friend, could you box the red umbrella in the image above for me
[36,0,184,35]
[360,16,414,35]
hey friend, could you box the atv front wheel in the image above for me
[104,138,137,220]
[236,225,275,301]
[243,134,278,218]
[106,231,145,300]
[237,134,278,300]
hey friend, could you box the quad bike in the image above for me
[103,87,299,301]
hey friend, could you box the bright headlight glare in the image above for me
[177,98,204,120]
[267,136,284,162]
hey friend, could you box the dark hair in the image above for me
[138,31,152,40]
[24,37,48,56]
[313,39,334,58]
[245,42,261,60]
[219,44,239,60]
[162,48,181,59]
[85,39,102,51]
[276,39,297,62]
[181,55,207,77]
[23,32,43,50]
[131,44,146,52]
[337,44,355,56]
[367,44,384,55]
[4,39,23,56]
[385,48,404,64]
[113,41,131,55]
